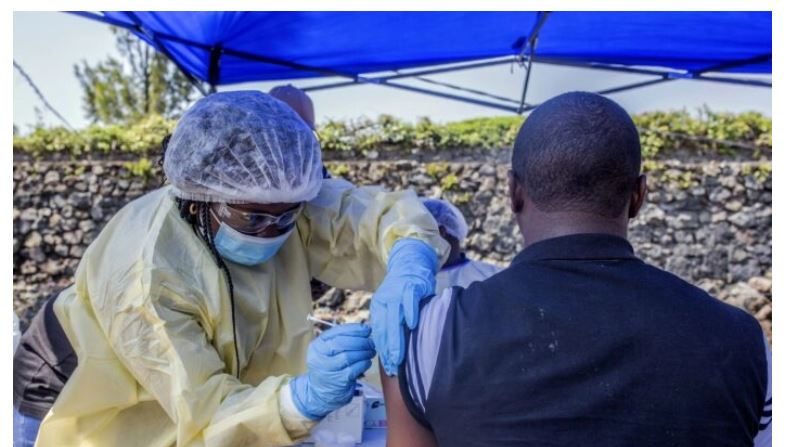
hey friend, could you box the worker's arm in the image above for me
[85,266,316,447]
[299,178,449,291]
[381,363,438,447]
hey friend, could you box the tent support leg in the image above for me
[517,11,550,114]
[207,45,223,94]
[518,50,535,114]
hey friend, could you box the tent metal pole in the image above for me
[534,57,771,88]
[535,58,687,77]
[379,80,520,113]
[208,45,223,93]
[385,57,519,80]
[595,77,673,95]
[517,11,550,114]
[303,56,519,92]
[518,50,535,114]
[518,77,673,113]
[684,53,772,88]
[691,53,772,75]
[307,71,527,112]
[301,80,360,92]
[693,75,770,88]
[411,76,523,105]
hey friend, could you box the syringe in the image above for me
[307,314,337,328]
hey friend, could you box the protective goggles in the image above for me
[210,202,304,234]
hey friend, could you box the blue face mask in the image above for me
[213,222,293,266]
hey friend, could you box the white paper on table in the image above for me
[302,396,364,445]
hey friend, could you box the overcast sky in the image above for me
[13,11,772,133]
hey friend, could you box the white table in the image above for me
[358,428,386,446]
[297,428,386,446]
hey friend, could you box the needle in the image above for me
[307,314,337,328]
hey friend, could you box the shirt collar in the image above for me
[512,233,637,265]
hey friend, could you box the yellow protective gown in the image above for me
[37,179,448,447]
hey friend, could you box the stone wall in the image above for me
[13,157,772,339]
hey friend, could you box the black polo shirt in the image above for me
[400,233,770,446]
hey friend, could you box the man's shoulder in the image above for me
[637,260,759,321]
[459,254,760,330]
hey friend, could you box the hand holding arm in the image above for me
[371,238,439,376]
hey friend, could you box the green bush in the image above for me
[440,116,523,149]
[632,108,771,158]
[440,173,460,191]
[14,114,175,158]
[328,163,351,178]
[123,157,156,179]
[14,110,770,159]
[425,162,449,178]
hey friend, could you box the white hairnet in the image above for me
[164,91,323,204]
[421,198,469,242]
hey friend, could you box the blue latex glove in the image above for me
[370,238,439,376]
[290,323,375,420]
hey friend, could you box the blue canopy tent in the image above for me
[71,11,771,114]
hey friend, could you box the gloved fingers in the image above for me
[384,301,404,375]
[318,350,376,371]
[333,385,359,408]
[319,323,371,340]
[313,334,375,357]
[402,282,428,329]
[344,358,373,382]
[369,301,385,354]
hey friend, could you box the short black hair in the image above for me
[512,91,642,218]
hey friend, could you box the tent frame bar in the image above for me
[596,77,674,96]
[373,80,521,113]
[302,56,519,92]
[68,11,772,116]
[532,56,772,88]
[410,75,524,106]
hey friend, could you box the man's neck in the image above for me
[518,210,628,249]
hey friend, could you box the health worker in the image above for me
[15,91,447,447]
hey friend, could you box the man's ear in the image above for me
[628,174,648,219]
[508,170,525,214]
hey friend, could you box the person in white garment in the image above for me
[13,311,21,352]
[421,198,501,293]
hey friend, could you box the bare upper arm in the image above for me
[380,363,438,447]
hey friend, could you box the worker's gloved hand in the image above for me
[370,238,439,376]
[290,323,375,420]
